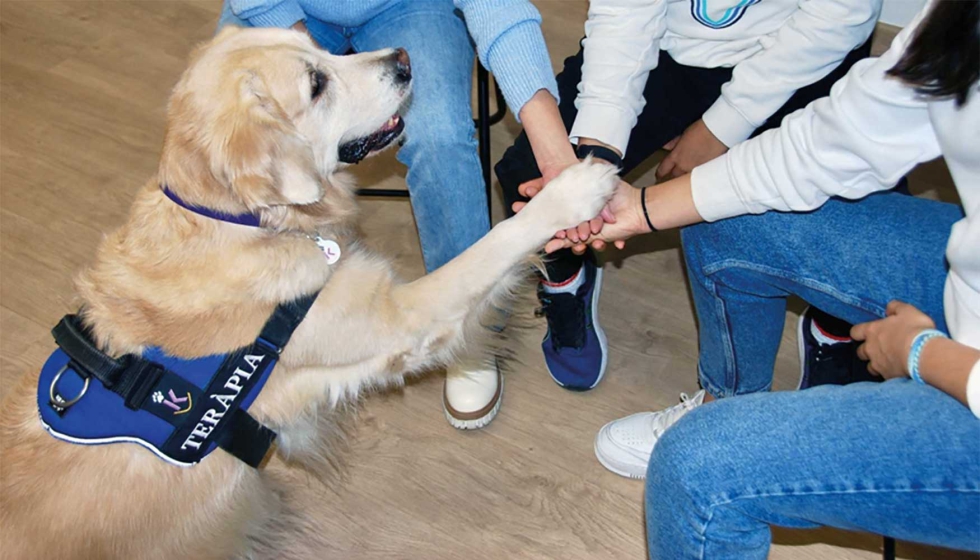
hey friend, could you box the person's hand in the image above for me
[656,119,728,180]
[520,142,618,246]
[517,174,614,247]
[515,179,646,254]
[851,301,937,379]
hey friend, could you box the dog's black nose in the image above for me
[392,48,411,84]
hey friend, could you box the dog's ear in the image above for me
[218,70,324,208]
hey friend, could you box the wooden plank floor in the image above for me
[1,2,974,558]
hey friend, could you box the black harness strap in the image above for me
[257,291,319,352]
[48,292,319,467]
[217,408,278,468]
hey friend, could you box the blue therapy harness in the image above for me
[38,186,326,468]
[38,294,316,468]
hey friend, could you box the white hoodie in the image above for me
[570,0,881,154]
[690,5,980,416]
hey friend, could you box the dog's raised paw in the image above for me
[531,157,620,232]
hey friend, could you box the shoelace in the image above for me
[536,290,587,350]
[649,392,701,437]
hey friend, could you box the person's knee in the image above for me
[680,223,723,290]
[647,404,734,502]
[649,411,703,490]
[682,215,795,290]
[681,218,756,266]
[399,112,477,163]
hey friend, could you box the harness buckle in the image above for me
[49,363,89,414]
[256,337,283,355]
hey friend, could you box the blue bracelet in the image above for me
[907,329,947,384]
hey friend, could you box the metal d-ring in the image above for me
[49,363,89,411]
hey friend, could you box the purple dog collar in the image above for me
[162,186,261,228]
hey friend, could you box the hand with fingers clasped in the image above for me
[514,176,648,254]
[656,119,728,181]
[850,301,937,379]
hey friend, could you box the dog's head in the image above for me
[159,26,411,223]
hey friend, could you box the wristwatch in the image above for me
[575,143,623,168]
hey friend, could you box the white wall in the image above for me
[879,0,926,26]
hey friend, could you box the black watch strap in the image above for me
[575,143,623,167]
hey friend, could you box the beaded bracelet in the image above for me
[907,329,947,384]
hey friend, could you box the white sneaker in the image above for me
[443,358,502,430]
[594,390,706,479]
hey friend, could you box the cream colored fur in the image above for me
[0,26,618,559]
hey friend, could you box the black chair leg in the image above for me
[476,64,493,224]
[883,537,896,560]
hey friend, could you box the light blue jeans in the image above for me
[218,0,489,272]
[646,192,980,558]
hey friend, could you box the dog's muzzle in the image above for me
[338,114,405,164]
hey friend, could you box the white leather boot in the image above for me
[443,356,502,430]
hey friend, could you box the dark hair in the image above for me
[887,0,979,106]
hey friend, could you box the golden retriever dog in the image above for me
[0,26,617,560]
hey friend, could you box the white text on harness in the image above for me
[180,354,265,450]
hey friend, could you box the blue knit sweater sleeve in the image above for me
[454,0,559,120]
[230,0,306,28]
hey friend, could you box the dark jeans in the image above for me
[495,38,874,283]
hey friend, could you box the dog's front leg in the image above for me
[272,160,617,391]
[387,159,619,369]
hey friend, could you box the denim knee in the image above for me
[398,113,478,167]
[651,409,720,500]
[681,216,768,274]
[646,405,721,555]
[647,402,744,502]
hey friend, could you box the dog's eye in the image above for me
[309,69,326,100]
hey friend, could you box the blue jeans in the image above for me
[645,193,980,558]
[218,0,488,272]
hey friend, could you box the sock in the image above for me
[811,318,851,345]
[542,265,585,295]
[807,307,853,338]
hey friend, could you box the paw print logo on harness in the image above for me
[152,389,193,415]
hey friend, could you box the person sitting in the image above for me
[495,0,883,393]
[520,0,980,555]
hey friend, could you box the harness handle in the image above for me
[51,315,163,410]
[52,316,129,387]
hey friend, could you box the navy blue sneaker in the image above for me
[797,307,879,389]
[536,258,607,390]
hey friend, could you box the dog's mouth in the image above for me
[338,114,405,164]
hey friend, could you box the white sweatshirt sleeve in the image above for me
[702,0,881,148]
[568,0,668,156]
[690,9,940,222]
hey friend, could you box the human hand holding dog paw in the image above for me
[517,176,614,247]
[516,159,619,240]
[516,178,646,254]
